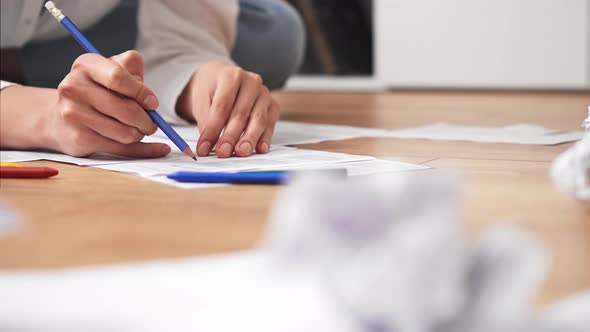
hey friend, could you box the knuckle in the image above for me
[121,127,142,144]
[250,73,263,85]
[119,99,141,123]
[119,50,143,68]
[122,50,143,64]
[68,131,88,151]
[60,104,78,122]
[146,123,158,135]
[218,136,237,147]
[71,54,92,71]
[233,105,251,120]
[224,67,243,82]
[58,70,86,97]
[134,83,146,101]
[57,78,77,98]
[214,97,233,113]
[107,65,125,90]
[252,109,268,123]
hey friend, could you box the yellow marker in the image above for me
[0,162,24,167]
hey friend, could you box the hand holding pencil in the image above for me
[0,2,197,161]
[0,51,174,158]
[51,51,175,158]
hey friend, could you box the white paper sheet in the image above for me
[94,147,374,177]
[142,159,430,189]
[386,123,584,145]
[271,121,391,145]
[157,122,583,146]
[0,150,127,166]
[149,121,390,147]
[0,252,355,332]
[1,132,429,189]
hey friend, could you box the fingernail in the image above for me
[161,145,171,156]
[239,142,252,155]
[198,141,212,156]
[144,95,158,109]
[260,142,269,153]
[218,142,233,156]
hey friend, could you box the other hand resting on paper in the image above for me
[176,62,280,158]
[0,51,171,158]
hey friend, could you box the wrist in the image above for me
[0,86,58,150]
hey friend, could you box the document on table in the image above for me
[144,158,430,189]
[94,146,373,177]
[0,138,427,189]
[387,123,584,145]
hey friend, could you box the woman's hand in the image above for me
[176,62,280,158]
[0,50,171,158]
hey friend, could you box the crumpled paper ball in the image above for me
[550,107,590,200]
[262,172,589,332]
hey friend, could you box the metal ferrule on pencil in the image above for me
[45,1,65,21]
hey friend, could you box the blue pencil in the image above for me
[44,1,197,161]
[168,168,348,185]
[168,171,289,185]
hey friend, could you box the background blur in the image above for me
[285,0,590,91]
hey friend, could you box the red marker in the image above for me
[0,167,59,178]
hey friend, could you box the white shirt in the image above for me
[0,0,238,123]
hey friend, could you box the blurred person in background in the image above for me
[0,0,305,158]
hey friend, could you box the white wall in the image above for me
[375,0,590,89]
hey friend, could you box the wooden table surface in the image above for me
[1,90,589,307]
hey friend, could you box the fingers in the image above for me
[196,67,243,156]
[54,51,170,159]
[60,61,157,136]
[256,99,280,154]
[60,100,144,145]
[56,125,169,159]
[110,51,144,82]
[234,89,271,157]
[71,53,158,110]
[100,140,171,159]
[214,74,263,158]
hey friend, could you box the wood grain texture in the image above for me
[1,90,589,307]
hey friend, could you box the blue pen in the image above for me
[44,1,197,161]
[167,171,289,185]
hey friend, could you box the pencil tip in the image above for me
[182,147,197,161]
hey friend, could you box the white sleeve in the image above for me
[0,80,19,90]
[137,0,239,124]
